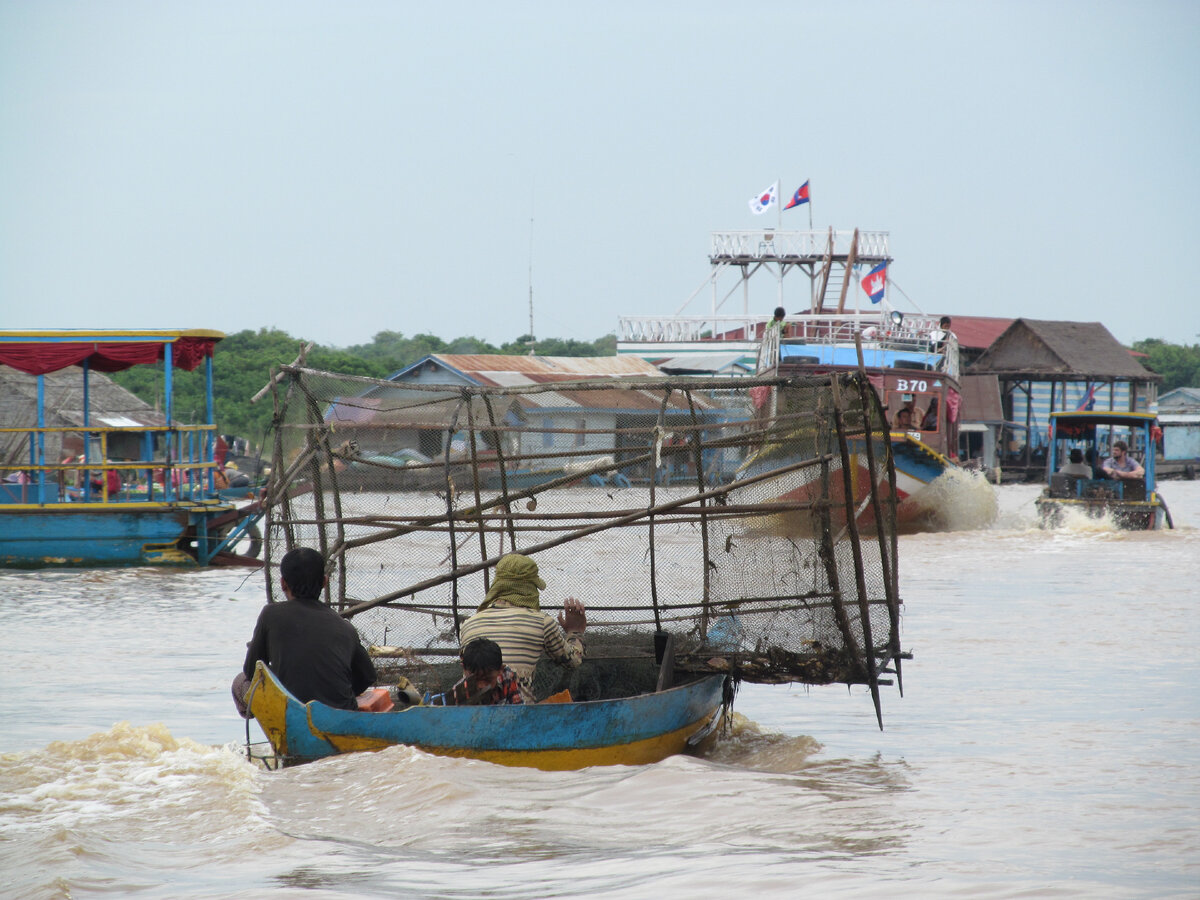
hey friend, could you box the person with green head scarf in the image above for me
[460,553,586,702]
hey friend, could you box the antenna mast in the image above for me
[527,186,536,356]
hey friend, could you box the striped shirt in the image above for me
[459,602,584,690]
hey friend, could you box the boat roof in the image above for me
[0,329,225,376]
[1049,410,1157,425]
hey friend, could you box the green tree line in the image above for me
[1132,339,1200,395]
[109,331,1197,456]
[110,328,616,451]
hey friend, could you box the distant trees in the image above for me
[109,327,616,451]
[1133,339,1200,393]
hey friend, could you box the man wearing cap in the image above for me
[459,553,585,702]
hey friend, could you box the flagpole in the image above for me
[808,180,813,230]
[777,176,783,312]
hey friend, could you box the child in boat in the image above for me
[449,638,523,705]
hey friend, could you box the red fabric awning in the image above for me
[0,337,217,376]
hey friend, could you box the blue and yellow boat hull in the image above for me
[247,662,728,770]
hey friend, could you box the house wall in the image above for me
[520,410,618,470]
[1161,421,1200,461]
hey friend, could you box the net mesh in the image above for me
[258,366,902,712]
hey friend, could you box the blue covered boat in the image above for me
[0,329,264,567]
[1036,410,1171,530]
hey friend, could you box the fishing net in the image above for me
[257,365,903,720]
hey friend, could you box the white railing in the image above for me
[618,309,960,378]
[709,230,890,261]
[617,315,766,343]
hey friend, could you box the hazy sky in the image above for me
[2,1,1196,349]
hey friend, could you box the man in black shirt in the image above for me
[240,547,376,710]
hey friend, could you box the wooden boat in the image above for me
[1035,410,1171,530]
[246,659,727,769]
[242,366,908,769]
[0,329,265,567]
[616,227,990,532]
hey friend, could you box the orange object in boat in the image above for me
[356,687,394,713]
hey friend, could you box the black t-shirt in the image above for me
[242,597,376,710]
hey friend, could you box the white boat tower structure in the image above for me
[617,228,957,381]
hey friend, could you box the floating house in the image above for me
[328,354,729,484]
[966,319,1160,476]
[1157,387,1200,465]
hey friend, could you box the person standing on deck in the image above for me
[459,553,585,702]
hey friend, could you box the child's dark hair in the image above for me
[461,638,503,675]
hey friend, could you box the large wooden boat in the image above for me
[616,228,988,533]
[1035,410,1171,530]
[755,308,966,532]
[241,366,908,768]
[0,329,264,567]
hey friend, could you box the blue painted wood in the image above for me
[261,666,727,761]
[0,509,190,566]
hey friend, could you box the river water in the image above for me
[2,483,1198,899]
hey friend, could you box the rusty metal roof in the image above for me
[435,355,664,378]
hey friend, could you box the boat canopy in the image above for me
[1049,410,1157,430]
[0,329,225,376]
[780,343,943,371]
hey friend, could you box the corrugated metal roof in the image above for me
[436,355,663,378]
[941,316,1013,352]
[656,352,754,374]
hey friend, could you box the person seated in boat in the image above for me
[237,546,376,712]
[89,467,122,498]
[446,638,523,706]
[892,407,915,432]
[225,462,251,488]
[1059,448,1092,478]
[1101,441,1144,481]
[458,553,585,702]
[920,403,938,431]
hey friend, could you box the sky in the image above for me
[1,0,1197,350]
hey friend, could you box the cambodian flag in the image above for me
[784,180,810,210]
[748,182,778,215]
[862,262,887,304]
[1076,384,1096,411]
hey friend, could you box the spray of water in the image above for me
[900,467,999,533]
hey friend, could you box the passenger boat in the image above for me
[0,329,265,567]
[617,227,987,533]
[1035,410,1171,530]
[241,366,908,768]
[245,658,727,769]
[754,307,965,532]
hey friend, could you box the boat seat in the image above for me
[1047,473,1085,498]
[1122,479,1146,501]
